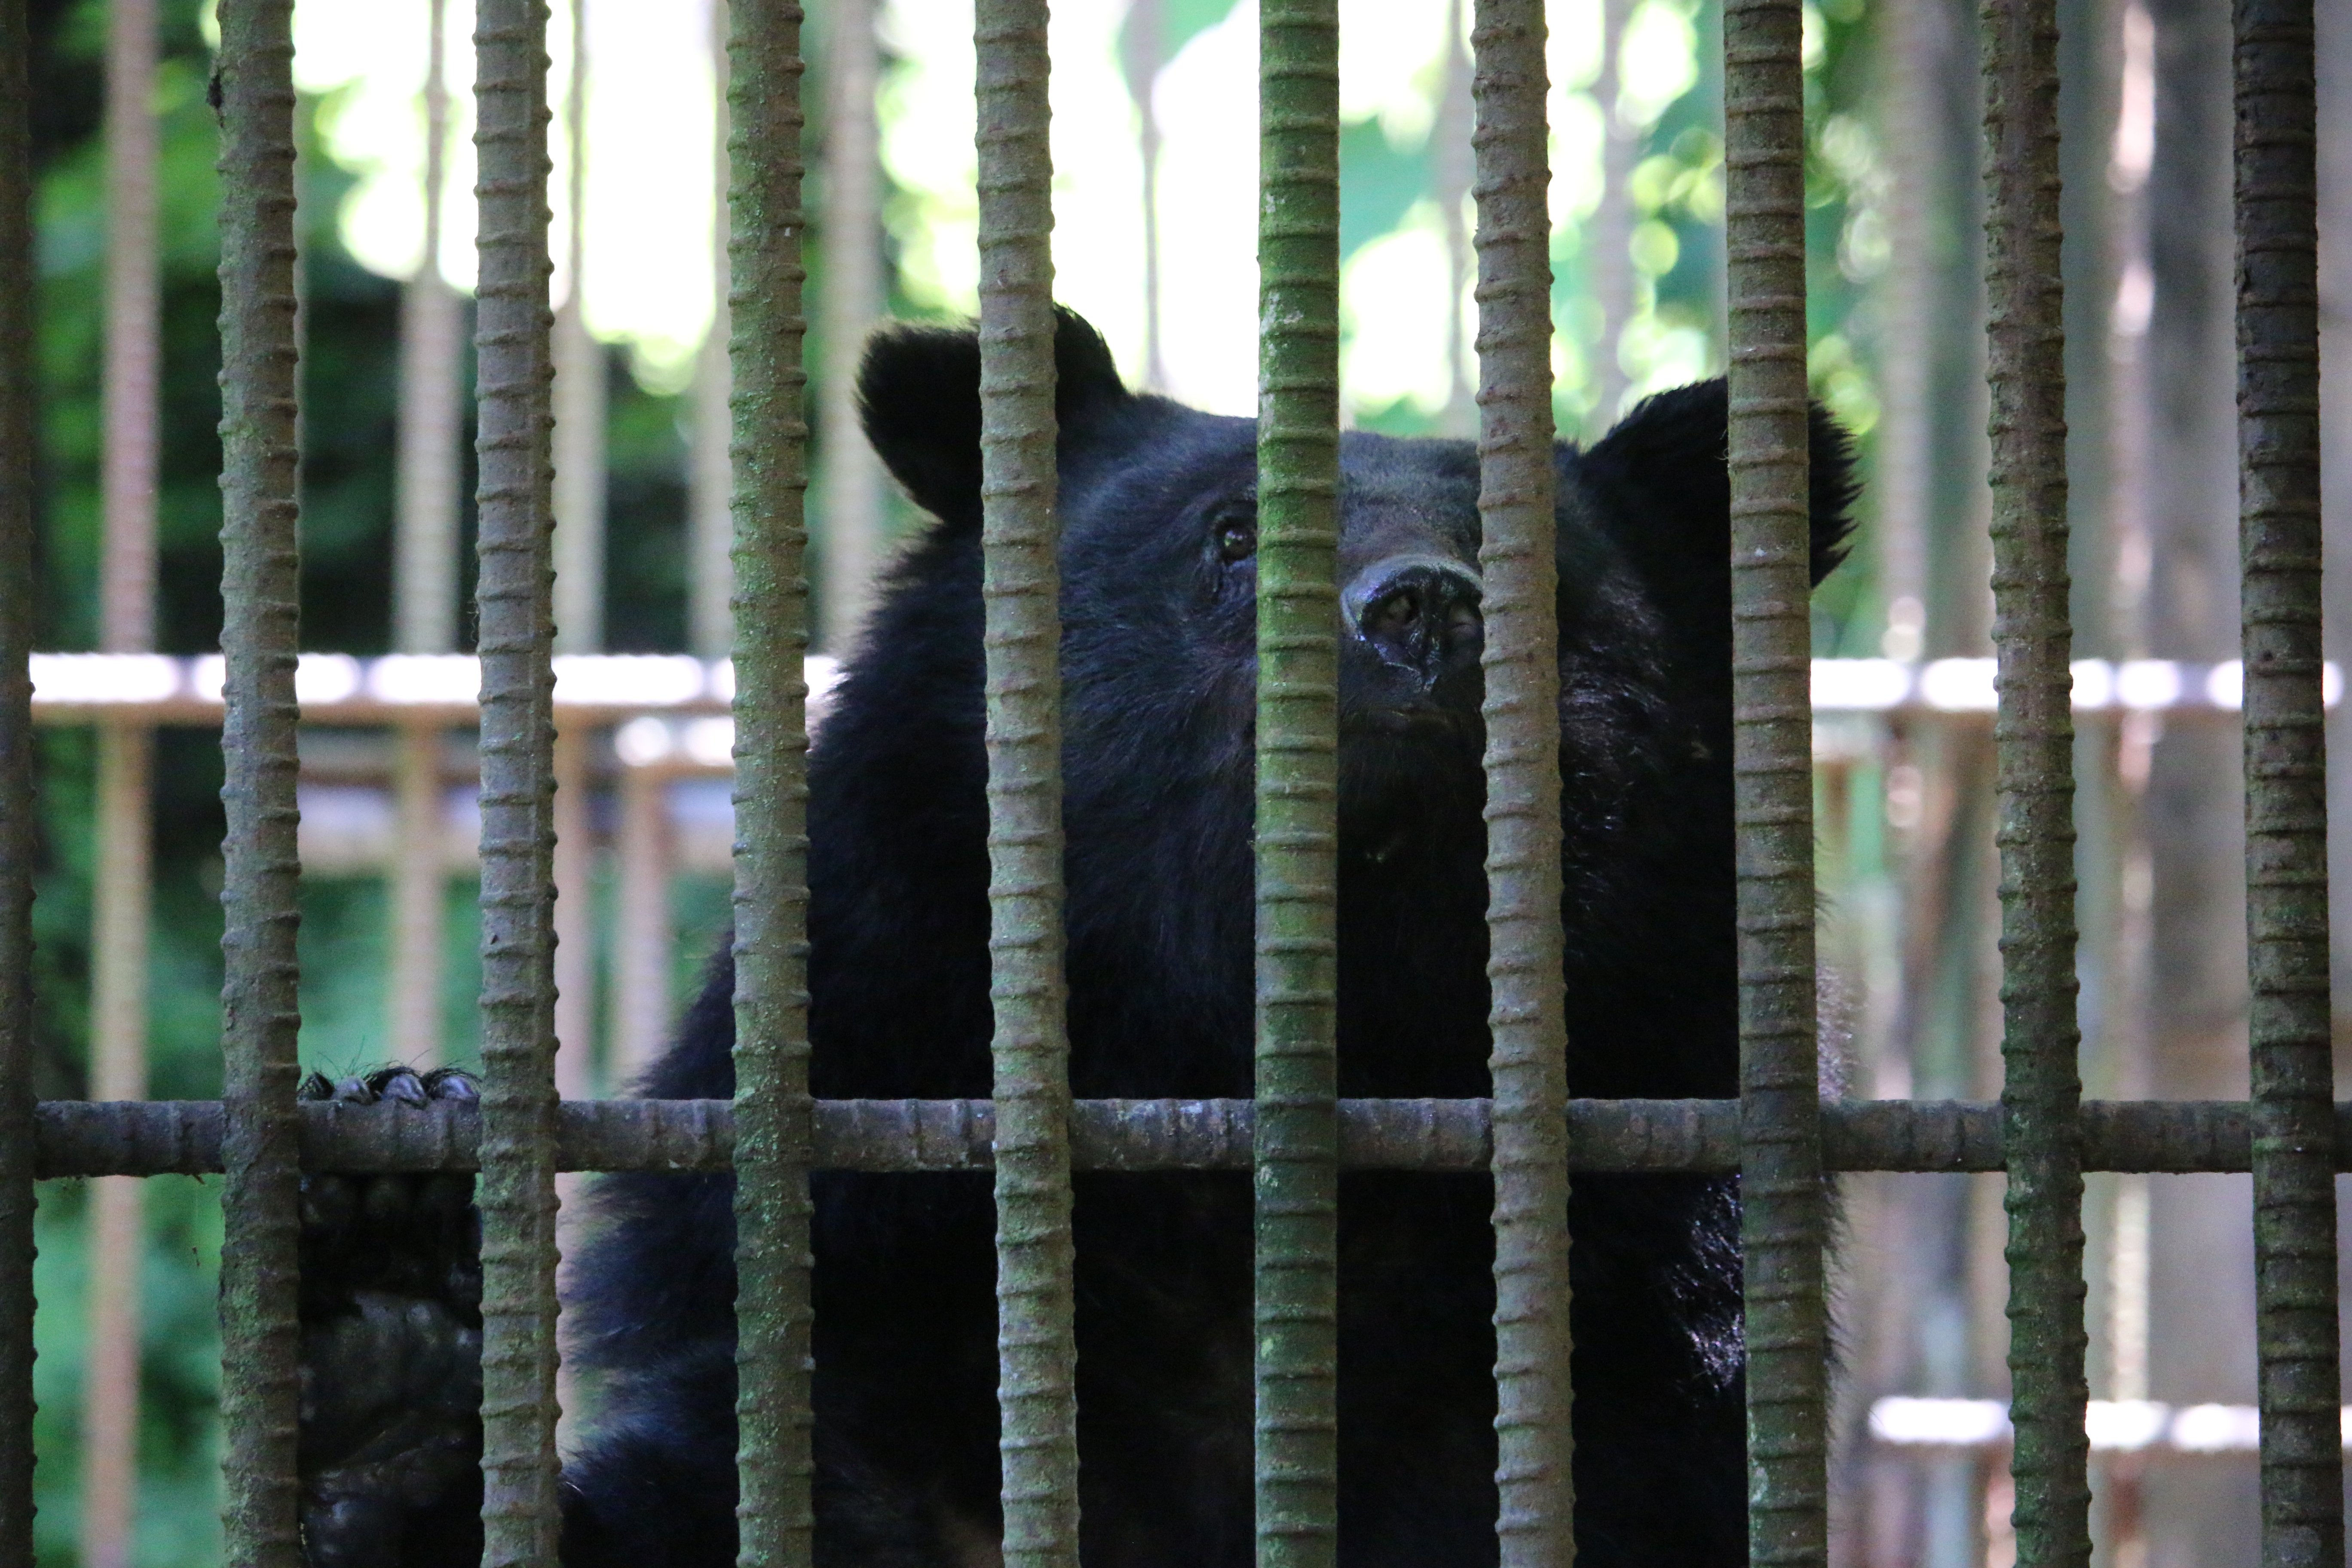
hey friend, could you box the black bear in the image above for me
[294,309,1855,1568]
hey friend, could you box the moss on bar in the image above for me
[1254,3,1342,1565]
[2235,0,2343,1561]
[1721,0,1829,1561]
[470,0,564,1556]
[725,1,818,1564]
[971,0,1082,1563]
[1468,0,1574,1562]
[212,3,307,1560]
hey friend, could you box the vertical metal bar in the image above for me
[396,0,462,658]
[101,0,159,656]
[1118,0,1168,392]
[1255,0,1341,1563]
[473,0,563,1556]
[1470,1,1571,1563]
[973,3,1079,1563]
[213,1,306,1561]
[726,0,815,1562]
[552,0,603,658]
[0,0,38,1553]
[393,0,461,1072]
[391,721,448,1066]
[85,0,162,1546]
[2236,0,2342,1560]
[1721,0,1826,1563]
[690,0,735,665]
[613,762,671,1081]
[1587,0,1637,429]
[816,0,886,651]
[1434,0,1475,434]
[1981,0,2091,1562]
[81,727,151,1568]
[552,723,594,1097]
[91,13,164,1539]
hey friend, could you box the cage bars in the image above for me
[472,0,565,1557]
[58,1092,2352,1180]
[1254,2,1344,1564]
[2234,0,2343,1562]
[7,0,2343,1563]
[212,3,308,1561]
[690,0,736,664]
[972,1,1084,1563]
[390,0,462,1074]
[725,0,818,1560]
[80,723,152,1568]
[84,0,165,1551]
[1980,0,2093,1562]
[1721,0,1829,1562]
[551,0,604,661]
[1468,0,1574,1562]
[395,0,464,660]
[0,0,35,1554]
[816,0,887,651]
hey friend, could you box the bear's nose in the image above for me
[1344,555,1484,686]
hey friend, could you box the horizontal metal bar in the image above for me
[25,1095,2327,1178]
[28,655,2339,725]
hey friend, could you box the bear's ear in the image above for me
[857,308,1134,529]
[1577,379,1858,593]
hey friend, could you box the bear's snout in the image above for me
[1342,554,1484,690]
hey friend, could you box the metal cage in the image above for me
[0,0,2334,1564]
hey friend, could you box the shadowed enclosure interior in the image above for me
[0,0,2338,1564]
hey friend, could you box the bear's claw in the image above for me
[297,1067,484,1568]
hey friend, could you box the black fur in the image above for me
[297,309,1856,1568]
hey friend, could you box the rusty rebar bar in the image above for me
[725,0,818,1560]
[395,0,464,658]
[212,2,307,1560]
[84,0,164,1553]
[389,722,448,1066]
[1980,0,2092,1562]
[1721,0,1828,1559]
[973,0,1080,1562]
[472,0,564,1556]
[815,0,886,650]
[2234,0,2342,1561]
[1255,0,1343,1563]
[79,729,153,1568]
[46,1096,2352,1179]
[1468,0,1572,1561]
[100,0,158,658]
[0,0,37,1551]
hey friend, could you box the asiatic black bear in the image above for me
[294,309,1853,1568]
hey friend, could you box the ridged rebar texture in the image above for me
[725,0,817,1562]
[972,2,1081,1564]
[2236,1,2342,1562]
[1980,1,2091,1562]
[472,0,563,1558]
[1721,0,1826,1562]
[212,3,306,1561]
[0,0,37,1552]
[1468,2,1571,1563]
[1255,3,1342,1565]
[56,1096,2352,1178]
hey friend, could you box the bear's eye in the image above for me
[1214,509,1258,564]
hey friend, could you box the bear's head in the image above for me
[834,309,1853,1098]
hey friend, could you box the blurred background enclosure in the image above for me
[15,0,2352,1562]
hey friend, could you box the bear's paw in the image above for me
[297,1067,485,1568]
